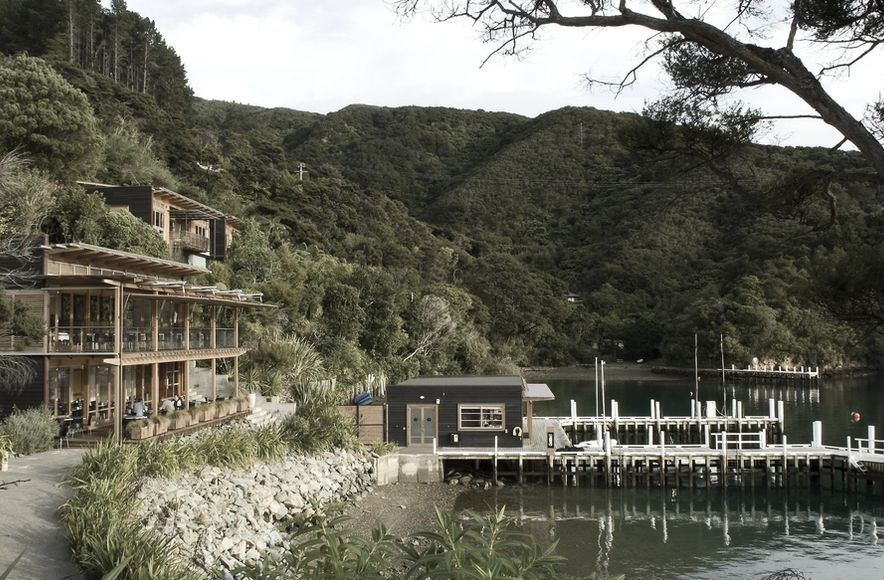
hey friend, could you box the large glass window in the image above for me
[48,290,115,353]
[216,307,235,348]
[458,404,505,431]
[157,300,185,350]
[189,303,212,349]
[123,297,153,351]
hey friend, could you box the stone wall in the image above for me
[137,451,373,571]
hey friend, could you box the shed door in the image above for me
[407,405,437,446]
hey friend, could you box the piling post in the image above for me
[604,430,612,485]
[493,436,499,482]
[721,431,728,487]
[768,398,776,419]
[649,425,655,446]
[868,426,876,453]
[782,435,788,485]
[650,399,656,420]
[777,400,786,433]
[812,421,822,448]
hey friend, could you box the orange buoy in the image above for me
[851,411,861,423]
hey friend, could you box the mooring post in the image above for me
[721,431,728,487]
[812,421,822,448]
[768,398,776,419]
[777,400,786,433]
[650,399,656,420]
[493,435,499,482]
[737,401,743,419]
[604,430,612,485]
[731,398,737,418]
[760,428,767,449]
[649,425,655,446]
[690,398,695,419]
[782,435,788,484]
[570,399,577,424]
[704,424,710,448]
[868,426,876,453]
[611,400,619,420]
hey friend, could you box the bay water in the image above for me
[454,370,884,579]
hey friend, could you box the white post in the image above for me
[697,400,702,418]
[812,421,822,448]
[494,435,498,457]
[570,399,577,423]
[604,430,611,454]
[706,401,716,418]
[868,426,876,453]
[600,360,607,416]
[704,424,710,447]
[648,425,655,446]
[611,400,619,420]
[690,398,695,419]
[737,401,743,419]
[768,398,776,419]
[650,398,656,419]
[596,425,603,445]
[432,437,437,455]
[847,436,852,460]
[777,400,785,431]
[656,401,662,420]
[594,357,599,417]
[731,398,737,418]
[760,428,767,449]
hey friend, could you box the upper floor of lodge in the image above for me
[78,182,240,263]
[0,238,270,357]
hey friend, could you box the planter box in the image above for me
[188,408,205,424]
[169,414,190,430]
[127,422,154,440]
[152,420,169,436]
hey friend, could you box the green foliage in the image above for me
[97,120,178,188]
[234,507,567,579]
[45,187,168,258]
[242,332,325,399]
[0,54,99,177]
[0,407,57,455]
[280,406,360,454]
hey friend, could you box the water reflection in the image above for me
[456,484,884,578]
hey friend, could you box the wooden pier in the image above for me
[722,364,820,383]
[430,399,883,494]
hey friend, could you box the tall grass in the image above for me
[63,423,300,579]
[232,507,572,580]
[0,407,57,454]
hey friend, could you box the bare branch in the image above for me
[818,40,883,76]
[831,137,849,150]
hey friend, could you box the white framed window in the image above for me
[458,404,505,431]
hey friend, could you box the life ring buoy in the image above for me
[851,411,861,423]
[512,426,523,437]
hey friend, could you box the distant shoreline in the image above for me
[521,363,682,382]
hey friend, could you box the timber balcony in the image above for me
[49,325,115,353]
[171,231,210,253]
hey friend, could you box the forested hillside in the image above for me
[1,0,882,381]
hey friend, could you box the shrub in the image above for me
[0,407,57,454]
[280,404,359,454]
[232,507,568,579]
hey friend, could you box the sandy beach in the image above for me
[342,482,469,538]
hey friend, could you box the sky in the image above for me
[126,0,884,149]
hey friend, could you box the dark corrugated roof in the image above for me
[394,375,524,388]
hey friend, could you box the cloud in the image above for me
[127,1,884,148]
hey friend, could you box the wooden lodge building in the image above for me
[0,238,270,441]
[79,182,241,267]
[386,376,555,448]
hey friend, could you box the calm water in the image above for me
[454,371,884,579]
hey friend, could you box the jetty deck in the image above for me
[428,398,883,492]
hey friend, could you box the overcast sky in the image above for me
[127,0,884,149]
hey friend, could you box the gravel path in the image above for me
[0,448,85,580]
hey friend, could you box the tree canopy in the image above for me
[395,0,884,178]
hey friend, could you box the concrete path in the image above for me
[0,448,85,580]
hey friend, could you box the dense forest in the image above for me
[0,0,882,387]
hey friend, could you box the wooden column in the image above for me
[233,308,239,347]
[210,305,217,349]
[233,356,239,397]
[183,360,190,409]
[151,299,159,351]
[151,362,159,415]
[211,358,217,402]
[113,285,123,442]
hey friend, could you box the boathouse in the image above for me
[386,375,554,449]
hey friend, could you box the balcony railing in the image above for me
[158,329,185,351]
[123,327,152,352]
[189,328,211,349]
[215,328,236,348]
[49,326,115,353]
[171,231,210,253]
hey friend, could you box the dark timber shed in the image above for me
[386,375,535,449]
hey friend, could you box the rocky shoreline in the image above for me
[137,450,374,571]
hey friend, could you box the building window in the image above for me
[458,404,505,431]
[152,211,165,229]
[195,225,206,237]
